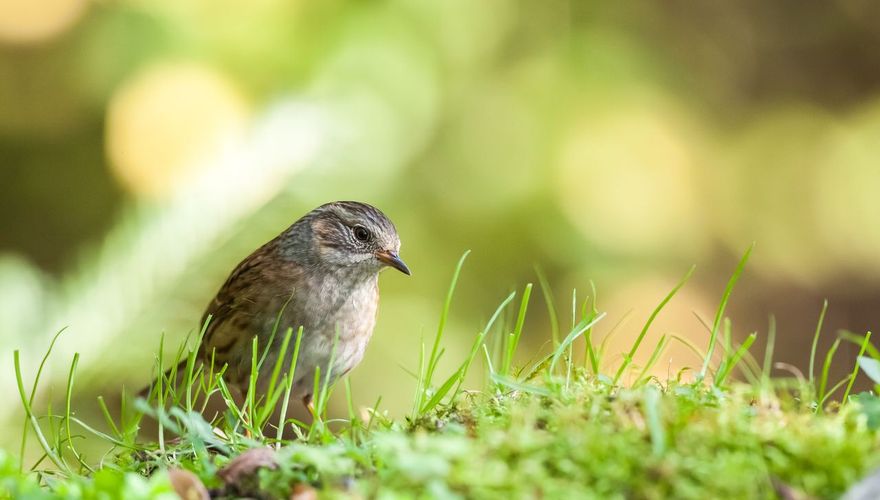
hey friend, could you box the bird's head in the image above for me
[307,201,410,276]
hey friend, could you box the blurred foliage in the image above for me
[0,448,178,499]
[2,0,880,454]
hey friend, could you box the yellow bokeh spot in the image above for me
[106,62,249,199]
[710,106,838,285]
[557,104,703,257]
[0,0,87,44]
[814,99,880,277]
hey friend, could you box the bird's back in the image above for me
[200,239,304,386]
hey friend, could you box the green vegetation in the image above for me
[5,250,880,499]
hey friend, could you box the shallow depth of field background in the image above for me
[2,0,880,453]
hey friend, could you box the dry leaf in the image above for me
[290,483,318,500]
[167,468,209,500]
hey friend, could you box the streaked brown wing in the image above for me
[198,241,302,375]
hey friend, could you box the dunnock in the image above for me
[163,201,409,412]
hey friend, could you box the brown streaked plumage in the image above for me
[180,201,409,412]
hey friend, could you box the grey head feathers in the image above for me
[276,201,404,274]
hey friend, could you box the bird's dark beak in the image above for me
[376,250,411,275]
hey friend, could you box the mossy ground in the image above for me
[252,377,880,499]
[6,374,880,499]
[6,251,880,499]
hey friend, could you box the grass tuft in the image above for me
[7,250,880,499]
[699,243,754,381]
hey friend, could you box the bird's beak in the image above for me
[376,250,411,275]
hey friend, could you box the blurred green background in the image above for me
[3,0,880,453]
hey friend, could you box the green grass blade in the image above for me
[421,369,464,414]
[840,330,880,359]
[69,416,135,450]
[761,316,776,386]
[344,378,359,441]
[482,344,495,377]
[185,315,213,412]
[421,292,517,414]
[598,310,633,371]
[96,396,121,439]
[423,250,470,405]
[634,335,670,387]
[452,292,516,398]
[365,395,383,432]
[584,281,601,374]
[411,337,427,418]
[14,350,68,473]
[535,266,560,346]
[258,326,295,424]
[276,326,304,443]
[693,312,760,384]
[808,300,829,386]
[18,328,66,471]
[614,265,695,385]
[699,243,754,381]
[842,332,872,405]
[715,333,757,386]
[644,387,666,456]
[247,335,260,434]
[819,376,850,408]
[257,292,295,371]
[63,353,88,471]
[491,373,552,397]
[503,283,533,376]
[550,313,607,374]
[818,337,842,411]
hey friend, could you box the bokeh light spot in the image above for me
[106,62,250,200]
[814,100,880,278]
[557,104,704,258]
[0,0,87,44]
[710,106,837,284]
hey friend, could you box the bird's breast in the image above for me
[298,274,378,336]
[276,273,378,390]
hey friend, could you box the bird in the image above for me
[154,201,410,415]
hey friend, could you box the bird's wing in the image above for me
[199,243,301,371]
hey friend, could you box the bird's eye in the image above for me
[353,226,371,242]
